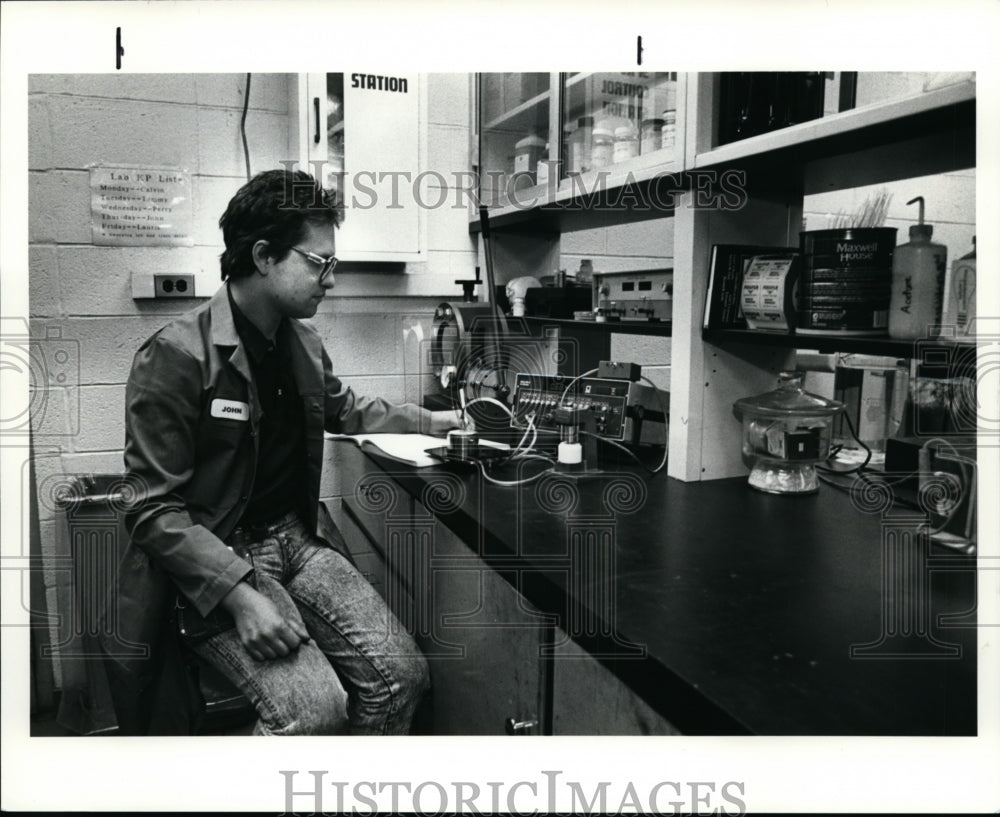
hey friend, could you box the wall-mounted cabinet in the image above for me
[291,73,422,262]
[561,72,680,174]
[475,72,683,227]
[471,72,977,482]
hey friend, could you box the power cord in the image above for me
[816,409,872,476]
[241,73,252,182]
[511,411,538,457]
[558,367,599,405]
[461,396,555,485]
[639,374,670,474]
[475,458,554,487]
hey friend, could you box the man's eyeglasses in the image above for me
[290,246,338,283]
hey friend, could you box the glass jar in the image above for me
[613,123,639,163]
[590,121,615,170]
[661,81,677,150]
[640,118,664,154]
[732,371,845,494]
[513,133,545,190]
[661,109,677,151]
[567,116,594,175]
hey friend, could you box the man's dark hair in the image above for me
[218,169,341,281]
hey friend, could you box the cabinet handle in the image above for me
[505,717,538,736]
[313,97,321,144]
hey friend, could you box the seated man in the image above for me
[115,168,461,735]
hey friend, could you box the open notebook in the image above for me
[325,433,509,468]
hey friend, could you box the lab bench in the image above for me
[330,439,977,737]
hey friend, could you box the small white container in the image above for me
[661,110,676,151]
[567,116,594,175]
[513,134,546,180]
[942,237,976,340]
[613,124,638,163]
[590,122,615,170]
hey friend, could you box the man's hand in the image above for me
[429,408,472,435]
[219,581,310,661]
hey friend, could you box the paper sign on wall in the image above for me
[89,165,193,246]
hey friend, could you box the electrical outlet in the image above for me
[153,274,195,298]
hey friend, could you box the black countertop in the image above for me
[356,449,977,736]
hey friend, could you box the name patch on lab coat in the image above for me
[211,398,250,421]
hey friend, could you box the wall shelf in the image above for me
[527,316,672,337]
[483,89,551,133]
[470,159,683,233]
[703,327,975,360]
[704,328,979,381]
[694,80,975,173]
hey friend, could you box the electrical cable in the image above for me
[816,470,858,493]
[580,431,646,468]
[514,452,555,464]
[558,368,599,405]
[816,409,872,476]
[474,458,554,487]
[511,412,538,457]
[815,410,873,493]
[639,374,670,474]
[462,396,551,470]
[240,73,252,182]
[815,422,972,543]
[464,395,514,419]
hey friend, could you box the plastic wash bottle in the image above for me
[888,196,948,340]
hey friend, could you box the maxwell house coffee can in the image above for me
[798,228,897,335]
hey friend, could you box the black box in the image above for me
[598,361,642,382]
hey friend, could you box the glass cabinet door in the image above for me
[478,73,552,208]
[311,73,345,200]
[561,72,678,178]
[714,72,828,147]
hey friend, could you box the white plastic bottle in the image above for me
[888,196,948,340]
[942,236,976,340]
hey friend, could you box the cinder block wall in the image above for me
[27,72,477,689]
[803,170,976,262]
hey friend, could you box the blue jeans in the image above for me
[182,511,429,735]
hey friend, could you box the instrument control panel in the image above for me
[511,372,666,443]
[592,268,673,322]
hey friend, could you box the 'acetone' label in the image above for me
[211,398,250,421]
